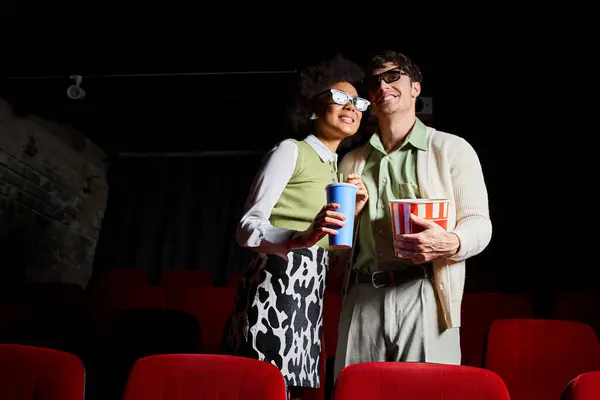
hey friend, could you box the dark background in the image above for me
[0,25,584,296]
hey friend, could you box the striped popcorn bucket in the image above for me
[390,199,449,257]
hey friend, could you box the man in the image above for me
[332,50,492,377]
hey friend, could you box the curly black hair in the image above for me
[365,50,422,83]
[288,54,365,134]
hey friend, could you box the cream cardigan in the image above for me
[335,126,492,329]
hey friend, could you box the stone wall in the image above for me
[0,98,108,288]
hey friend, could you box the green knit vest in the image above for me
[269,139,339,250]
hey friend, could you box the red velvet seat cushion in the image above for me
[122,354,286,400]
[334,361,510,399]
[0,344,85,400]
[485,319,600,400]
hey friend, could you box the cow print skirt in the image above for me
[222,246,328,389]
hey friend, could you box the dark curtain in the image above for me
[93,153,264,285]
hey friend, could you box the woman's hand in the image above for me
[346,173,368,217]
[288,203,346,249]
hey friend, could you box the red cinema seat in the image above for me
[562,371,600,400]
[333,361,510,399]
[174,286,236,353]
[0,344,85,400]
[122,354,287,400]
[89,284,166,338]
[460,292,533,367]
[485,319,600,400]
[554,292,600,339]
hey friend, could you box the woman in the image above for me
[222,54,369,395]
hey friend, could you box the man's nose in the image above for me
[379,78,392,89]
[370,78,390,97]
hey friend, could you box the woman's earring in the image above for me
[310,112,318,120]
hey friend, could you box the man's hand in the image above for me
[394,214,460,264]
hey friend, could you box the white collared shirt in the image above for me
[237,134,338,256]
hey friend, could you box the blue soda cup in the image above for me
[325,183,357,249]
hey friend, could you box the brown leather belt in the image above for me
[350,263,433,288]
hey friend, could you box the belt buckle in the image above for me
[371,271,388,289]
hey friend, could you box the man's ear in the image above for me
[412,81,421,98]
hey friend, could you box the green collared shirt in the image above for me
[353,118,428,273]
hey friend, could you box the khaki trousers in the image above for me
[334,277,461,379]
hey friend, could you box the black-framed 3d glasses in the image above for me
[365,67,407,91]
[318,88,370,112]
